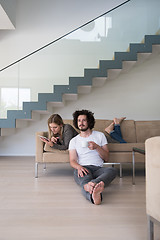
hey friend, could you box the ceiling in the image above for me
[0,4,15,29]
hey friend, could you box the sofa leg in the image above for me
[132,151,135,185]
[43,163,46,170]
[148,216,154,240]
[119,163,122,178]
[35,162,38,178]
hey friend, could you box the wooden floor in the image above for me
[0,157,159,240]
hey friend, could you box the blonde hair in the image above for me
[48,114,64,139]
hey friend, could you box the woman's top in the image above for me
[51,124,78,150]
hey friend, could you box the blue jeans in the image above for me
[74,165,117,203]
[110,124,127,143]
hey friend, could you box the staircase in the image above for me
[0,34,160,136]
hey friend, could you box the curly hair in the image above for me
[73,109,95,130]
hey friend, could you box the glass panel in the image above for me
[0,0,160,118]
[0,87,30,118]
[0,64,19,118]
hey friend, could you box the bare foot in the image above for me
[114,117,126,125]
[105,122,114,134]
[92,181,104,205]
[84,182,96,194]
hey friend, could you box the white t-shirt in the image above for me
[69,130,108,167]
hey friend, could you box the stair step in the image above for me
[92,77,107,87]
[54,85,78,94]
[130,43,152,53]
[0,128,16,136]
[78,86,92,94]
[121,61,136,73]
[100,60,122,70]
[115,51,137,61]
[47,101,65,108]
[69,76,92,86]
[135,52,152,65]
[145,35,160,45]
[63,93,78,101]
[150,44,160,57]
[16,119,29,128]
[38,92,63,102]
[107,69,122,79]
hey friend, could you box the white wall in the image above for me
[0,0,160,156]
[0,53,160,156]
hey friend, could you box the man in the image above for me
[69,110,117,205]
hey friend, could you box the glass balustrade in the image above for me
[0,0,160,118]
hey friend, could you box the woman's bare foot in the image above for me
[84,182,96,194]
[105,122,114,134]
[114,117,126,125]
[92,181,104,205]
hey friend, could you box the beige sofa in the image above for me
[145,137,160,240]
[35,119,160,179]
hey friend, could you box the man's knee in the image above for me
[106,167,118,178]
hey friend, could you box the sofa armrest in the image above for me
[145,136,160,222]
[35,131,48,163]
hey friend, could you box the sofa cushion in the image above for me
[136,121,160,143]
[108,151,145,163]
[108,143,145,152]
[119,120,137,143]
[43,151,69,163]
[94,120,113,134]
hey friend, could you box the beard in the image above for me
[78,125,89,132]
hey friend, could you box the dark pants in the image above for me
[110,124,127,143]
[74,165,117,203]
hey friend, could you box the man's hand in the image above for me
[69,149,89,177]
[77,166,89,177]
[88,142,109,162]
[88,141,98,150]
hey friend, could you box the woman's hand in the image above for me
[40,137,53,147]
[51,136,58,144]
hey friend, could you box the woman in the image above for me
[104,117,127,143]
[40,114,78,150]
